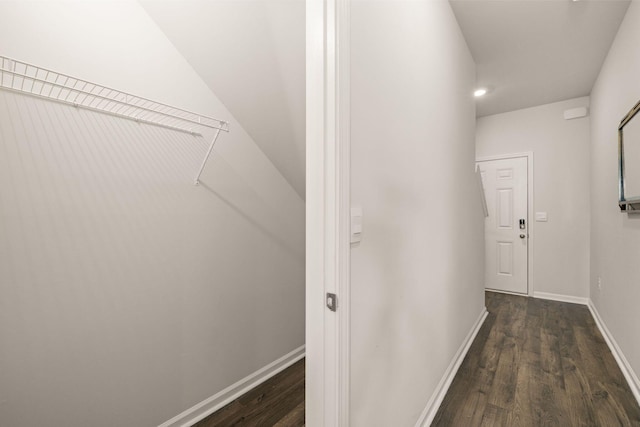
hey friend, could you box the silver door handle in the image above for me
[520,234,526,239]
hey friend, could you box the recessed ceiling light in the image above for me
[474,88,487,97]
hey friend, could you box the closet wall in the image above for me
[0,2,305,427]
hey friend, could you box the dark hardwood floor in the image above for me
[194,359,305,427]
[432,291,640,426]
[192,292,640,426]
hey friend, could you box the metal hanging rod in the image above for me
[0,55,229,184]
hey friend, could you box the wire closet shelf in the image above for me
[0,55,229,184]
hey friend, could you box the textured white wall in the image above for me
[350,1,484,425]
[476,97,591,299]
[590,0,640,392]
[0,2,304,426]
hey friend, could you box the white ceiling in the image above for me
[450,0,630,117]
[141,0,631,193]
[141,0,306,198]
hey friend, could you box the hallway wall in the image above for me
[476,97,591,299]
[590,0,640,398]
[0,2,305,426]
[350,1,485,425]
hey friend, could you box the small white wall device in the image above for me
[563,107,588,120]
[535,212,548,222]
[351,207,363,244]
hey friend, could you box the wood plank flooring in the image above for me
[432,292,640,426]
[191,292,639,426]
[194,359,305,427]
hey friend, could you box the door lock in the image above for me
[519,219,526,230]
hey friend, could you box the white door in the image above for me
[477,157,528,294]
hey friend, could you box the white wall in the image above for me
[350,1,485,425]
[141,0,306,198]
[590,0,640,393]
[476,97,591,299]
[0,2,305,426]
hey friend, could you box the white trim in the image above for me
[485,288,528,297]
[306,0,351,424]
[533,291,588,305]
[588,300,640,406]
[336,0,351,424]
[157,346,305,427]
[415,308,489,427]
[477,152,535,297]
[476,151,533,162]
[306,0,326,423]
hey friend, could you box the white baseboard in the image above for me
[485,288,528,297]
[588,300,640,406]
[415,307,489,427]
[158,345,305,427]
[533,291,588,305]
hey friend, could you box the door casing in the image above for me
[306,0,351,424]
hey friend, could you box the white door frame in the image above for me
[477,152,535,297]
[306,0,351,425]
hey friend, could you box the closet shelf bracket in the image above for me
[195,128,222,185]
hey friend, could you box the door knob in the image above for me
[520,234,526,239]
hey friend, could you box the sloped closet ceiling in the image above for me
[141,0,306,198]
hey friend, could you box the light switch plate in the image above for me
[535,212,548,222]
[351,207,363,244]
